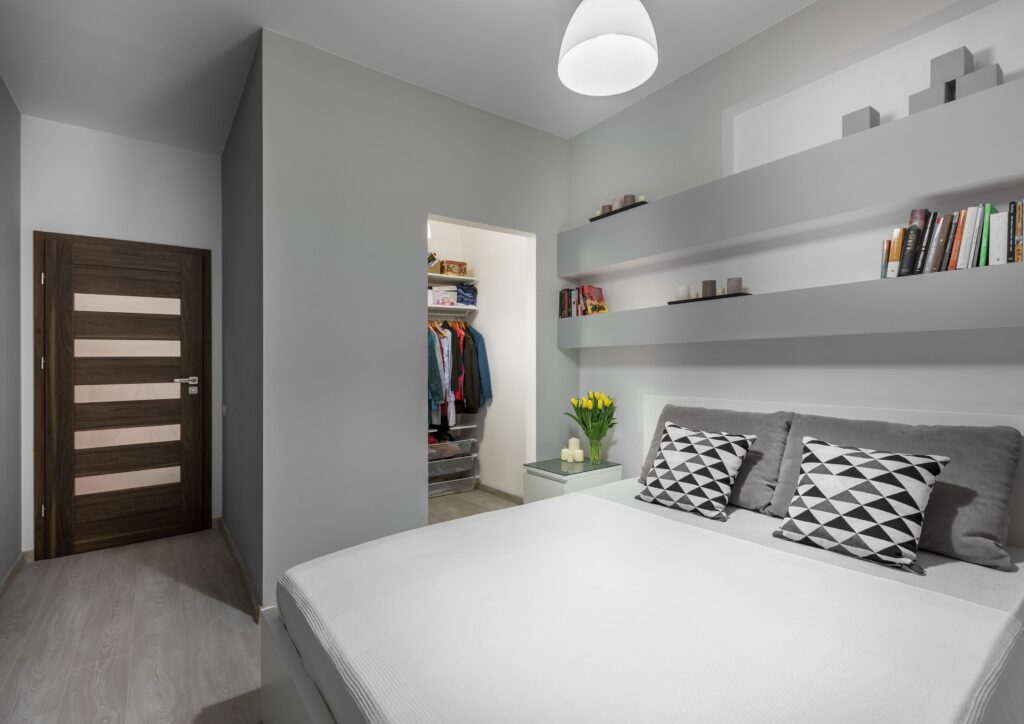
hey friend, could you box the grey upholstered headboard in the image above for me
[643,395,1024,548]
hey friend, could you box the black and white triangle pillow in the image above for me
[775,437,950,573]
[637,422,756,520]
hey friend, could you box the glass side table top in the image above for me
[523,459,620,476]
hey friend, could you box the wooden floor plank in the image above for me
[71,545,139,669]
[0,625,76,723]
[428,488,519,524]
[57,655,130,724]
[0,558,65,694]
[125,537,193,724]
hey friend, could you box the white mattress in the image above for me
[278,479,1024,724]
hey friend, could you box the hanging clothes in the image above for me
[428,320,490,423]
[468,326,492,406]
[427,332,443,418]
[457,329,482,413]
[428,324,456,427]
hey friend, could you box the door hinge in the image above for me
[40,272,45,285]
[40,504,45,518]
[40,356,46,371]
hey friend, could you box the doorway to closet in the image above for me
[426,216,537,524]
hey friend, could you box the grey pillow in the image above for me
[770,414,1022,571]
[640,406,793,513]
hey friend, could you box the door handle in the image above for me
[173,377,199,385]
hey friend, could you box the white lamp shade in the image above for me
[558,0,658,97]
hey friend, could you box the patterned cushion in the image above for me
[637,422,756,520]
[775,437,950,573]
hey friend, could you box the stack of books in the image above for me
[560,286,607,318]
[882,202,1023,278]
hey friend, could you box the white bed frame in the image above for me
[262,395,1024,724]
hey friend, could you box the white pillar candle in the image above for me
[676,285,689,301]
[560,448,571,461]
[572,449,584,463]
[568,437,581,451]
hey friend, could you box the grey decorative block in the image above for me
[956,64,1003,99]
[930,46,974,86]
[909,83,954,115]
[842,106,880,137]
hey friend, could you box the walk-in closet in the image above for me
[426,217,537,523]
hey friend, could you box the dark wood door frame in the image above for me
[33,231,212,559]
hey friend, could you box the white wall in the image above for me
[569,0,1024,478]
[19,116,222,549]
[733,0,1024,172]
[259,30,573,603]
[428,219,537,497]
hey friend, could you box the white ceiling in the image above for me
[0,0,816,155]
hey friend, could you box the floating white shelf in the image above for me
[557,79,1024,279]
[557,265,1024,349]
[428,304,477,316]
[428,273,477,285]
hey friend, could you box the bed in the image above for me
[262,397,1024,724]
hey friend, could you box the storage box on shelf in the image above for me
[557,264,1024,349]
[557,78,1024,279]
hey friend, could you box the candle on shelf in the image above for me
[727,277,743,295]
[560,448,571,461]
[568,437,581,451]
[676,285,689,302]
[572,449,585,463]
[702,280,717,298]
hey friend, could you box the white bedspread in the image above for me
[280,492,1024,724]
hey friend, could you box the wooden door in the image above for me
[34,232,211,558]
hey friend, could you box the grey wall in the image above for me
[568,0,1024,477]
[259,30,574,602]
[568,0,989,225]
[221,43,264,597]
[0,73,20,577]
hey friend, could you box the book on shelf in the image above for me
[988,211,1009,265]
[942,210,962,271]
[969,204,986,267]
[1016,201,1024,263]
[886,228,905,278]
[560,285,608,317]
[978,203,995,268]
[912,210,936,275]
[898,209,928,277]
[924,214,952,273]
[883,200,1023,278]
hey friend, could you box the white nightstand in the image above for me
[522,459,623,503]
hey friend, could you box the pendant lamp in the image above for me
[558,0,658,97]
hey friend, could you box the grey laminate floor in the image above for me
[428,487,519,524]
[0,529,259,724]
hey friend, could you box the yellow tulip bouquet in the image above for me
[567,391,617,464]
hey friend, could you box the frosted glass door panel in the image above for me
[75,466,182,495]
[75,339,181,357]
[75,383,181,403]
[74,293,181,315]
[75,424,181,450]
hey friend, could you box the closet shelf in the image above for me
[557,78,1024,279]
[428,273,477,285]
[428,304,477,316]
[557,264,1024,349]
